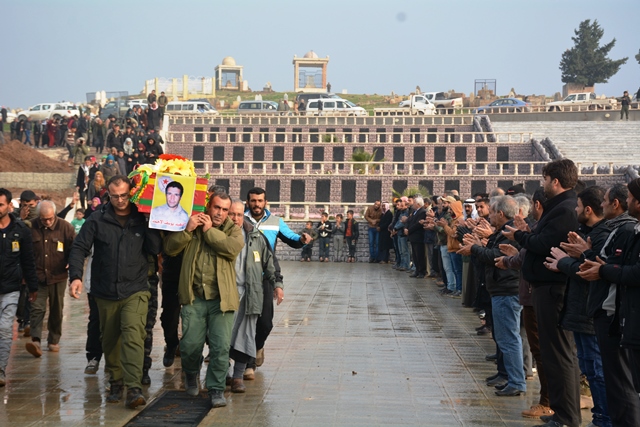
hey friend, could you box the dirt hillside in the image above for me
[0,140,74,173]
[1,137,76,208]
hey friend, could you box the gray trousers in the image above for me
[0,291,20,371]
[333,235,344,260]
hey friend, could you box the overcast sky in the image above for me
[1,0,638,109]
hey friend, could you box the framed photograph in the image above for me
[149,173,196,231]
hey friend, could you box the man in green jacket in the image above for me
[227,201,277,393]
[163,192,244,408]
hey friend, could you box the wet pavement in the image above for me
[1,261,591,426]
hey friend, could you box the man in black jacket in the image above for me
[578,180,640,427]
[503,159,581,427]
[462,196,525,396]
[405,196,427,278]
[68,175,162,409]
[0,188,39,386]
[546,186,612,427]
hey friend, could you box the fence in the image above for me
[144,76,215,100]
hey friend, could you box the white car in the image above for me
[18,102,80,121]
[306,98,368,116]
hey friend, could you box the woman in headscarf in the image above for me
[87,171,107,203]
[84,197,102,219]
[377,202,394,263]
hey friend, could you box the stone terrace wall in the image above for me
[272,222,378,263]
[0,172,75,190]
[163,116,629,205]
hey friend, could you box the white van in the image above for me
[305,98,368,116]
[237,100,279,115]
[165,101,218,115]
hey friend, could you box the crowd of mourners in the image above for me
[347,158,640,427]
[2,151,640,426]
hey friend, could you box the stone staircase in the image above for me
[491,121,640,166]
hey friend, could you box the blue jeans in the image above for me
[574,331,612,427]
[440,246,454,290]
[492,295,526,391]
[368,228,379,260]
[392,235,400,266]
[24,130,31,144]
[319,236,330,259]
[397,236,410,269]
[448,251,463,292]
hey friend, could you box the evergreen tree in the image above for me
[559,19,628,86]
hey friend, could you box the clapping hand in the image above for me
[513,215,530,232]
[499,243,519,257]
[577,257,606,281]
[544,247,568,272]
[560,232,591,258]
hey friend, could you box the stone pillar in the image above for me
[211,77,216,97]
[172,78,178,100]
[322,64,327,91]
[293,62,299,92]
[183,75,188,100]
[154,77,159,95]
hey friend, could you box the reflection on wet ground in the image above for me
[1,261,590,426]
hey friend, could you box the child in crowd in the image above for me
[344,210,359,262]
[332,214,345,261]
[70,208,85,234]
[299,221,318,261]
[316,212,332,262]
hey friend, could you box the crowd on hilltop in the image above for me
[3,145,640,426]
[0,96,165,172]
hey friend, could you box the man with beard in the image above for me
[503,159,581,427]
[545,186,612,427]
[227,201,277,393]
[16,190,40,335]
[576,183,640,427]
[164,192,243,408]
[0,188,38,386]
[243,187,310,377]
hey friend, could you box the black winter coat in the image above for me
[0,214,38,293]
[68,203,162,300]
[585,214,637,318]
[515,190,579,286]
[557,220,610,334]
[600,225,640,349]
[471,220,521,297]
[405,207,427,243]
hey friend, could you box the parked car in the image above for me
[17,102,80,121]
[376,95,437,116]
[474,98,531,113]
[237,100,279,115]
[305,98,368,116]
[295,92,341,106]
[400,92,463,113]
[547,92,617,111]
[165,101,218,115]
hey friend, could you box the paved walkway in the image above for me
[1,261,591,426]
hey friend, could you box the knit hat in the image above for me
[628,178,640,201]
[106,154,115,161]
